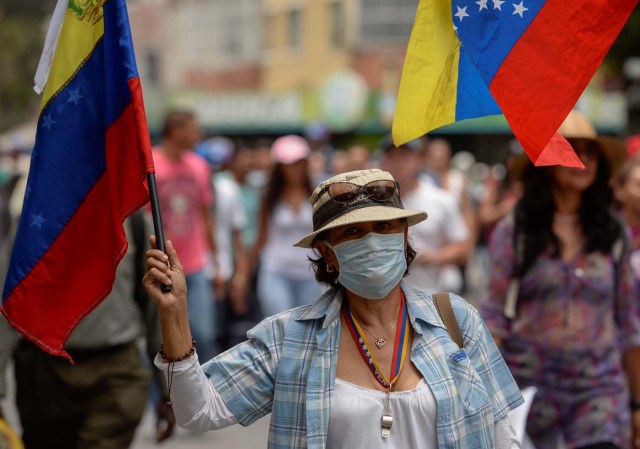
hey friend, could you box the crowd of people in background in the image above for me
[1,107,640,448]
[127,109,639,356]
[141,110,519,361]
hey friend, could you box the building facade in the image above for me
[126,0,628,137]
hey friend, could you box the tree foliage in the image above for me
[605,6,640,77]
[0,0,55,132]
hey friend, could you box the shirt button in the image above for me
[574,268,584,277]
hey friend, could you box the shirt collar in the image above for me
[295,288,344,329]
[295,282,447,332]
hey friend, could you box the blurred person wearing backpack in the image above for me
[0,210,175,449]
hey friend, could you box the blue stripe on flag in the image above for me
[452,0,542,83]
[3,26,132,300]
[455,47,502,121]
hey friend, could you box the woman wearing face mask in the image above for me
[143,169,523,448]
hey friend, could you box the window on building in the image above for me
[288,9,302,52]
[145,50,159,85]
[330,2,346,48]
[360,0,416,44]
[264,14,275,51]
[224,16,242,56]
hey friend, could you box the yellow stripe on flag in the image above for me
[392,0,460,146]
[41,4,105,109]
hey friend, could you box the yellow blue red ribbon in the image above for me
[342,291,410,389]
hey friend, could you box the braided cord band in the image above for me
[160,338,196,362]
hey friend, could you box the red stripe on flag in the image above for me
[128,78,155,174]
[489,0,636,165]
[1,104,149,360]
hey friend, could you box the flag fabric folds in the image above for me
[393,0,638,167]
[1,0,155,360]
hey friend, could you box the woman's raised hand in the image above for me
[143,236,187,312]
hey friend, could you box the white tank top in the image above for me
[261,201,316,280]
[327,378,437,448]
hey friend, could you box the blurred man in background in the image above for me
[0,211,175,449]
[381,136,470,294]
[152,110,219,360]
[425,138,477,294]
[195,137,251,350]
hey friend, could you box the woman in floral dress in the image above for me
[481,111,640,449]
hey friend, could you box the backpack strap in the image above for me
[504,225,525,319]
[433,292,463,349]
[611,221,628,322]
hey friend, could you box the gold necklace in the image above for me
[359,321,398,349]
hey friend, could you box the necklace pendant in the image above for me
[375,338,386,349]
[381,414,393,438]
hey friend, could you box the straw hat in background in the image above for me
[513,109,628,177]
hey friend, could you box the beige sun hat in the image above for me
[294,169,427,248]
[557,110,627,172]
[513,109,628,178]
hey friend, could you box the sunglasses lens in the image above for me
[365,181,396,201]
[327,180,396,203]
[328,183,359,203]
[569,139,599,158]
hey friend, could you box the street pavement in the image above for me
[131,407,269,449]
[2,362,270,449]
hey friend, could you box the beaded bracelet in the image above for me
[160,338,196,362]
[161,338,196,408]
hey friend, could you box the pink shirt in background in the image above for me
[152,148,213,275]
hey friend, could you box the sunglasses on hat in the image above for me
[319,180,399,204]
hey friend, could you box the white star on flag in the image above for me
[67,87,83,106]
[493,0,505,10]
[30,212,47,229]
[455,5,470,21]
[512,1,528,17]
[476,0,489,11]
[42,113,56,131]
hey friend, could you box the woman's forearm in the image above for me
[624,346,640,402]
[158,305,193,360]
[155,355,238,432]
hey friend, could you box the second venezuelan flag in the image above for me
[393,0,637,167]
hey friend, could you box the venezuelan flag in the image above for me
[393,0,637,167]
[1,0,155,359]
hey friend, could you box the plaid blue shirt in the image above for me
[203,283,523,449]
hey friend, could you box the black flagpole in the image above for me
[147,172,172,293]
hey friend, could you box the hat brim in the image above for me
[294,206,427,248]
[512,136,628,179]
[597,136,627,173]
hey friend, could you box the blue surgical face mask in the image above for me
[327,232,407,300]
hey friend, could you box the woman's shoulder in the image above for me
[494,212,515,234]
[445,293,485,347]
[487,213,516,250]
